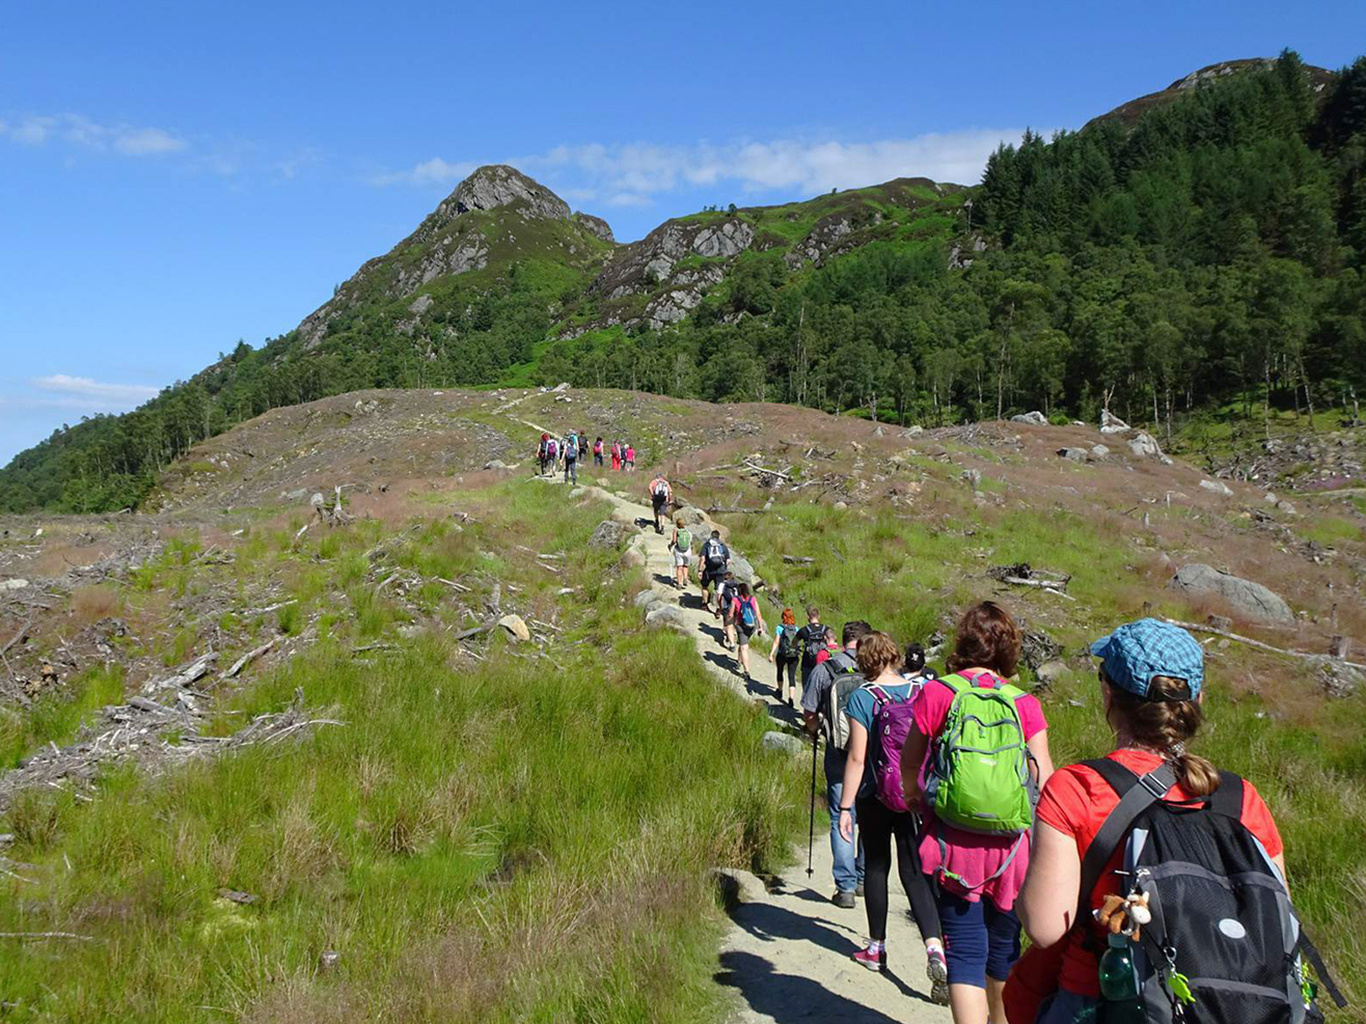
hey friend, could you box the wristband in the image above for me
[838,806,853,814]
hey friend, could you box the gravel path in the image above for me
[569,477,950,1024]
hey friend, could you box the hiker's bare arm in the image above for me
[838,721,869,841]
[1274,852,1288,893]
[899,728,929,809]
[1018,820,1079,948]
[1027,730,1054,790]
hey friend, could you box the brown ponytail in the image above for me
[1104,672,1221,796]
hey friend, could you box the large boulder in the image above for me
[761,731,807,757]
[728,551,757,585]
[1057,447,1089,462]
[1199,479,1234,497]
[644,603,690,631]
[1128,432,1163,459]
[1168,564,1294,624]
[1010,411,1047,426]
[1100,410,1131,434]
[589,520,635,550]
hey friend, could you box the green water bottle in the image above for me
[1097,933,1146,1024]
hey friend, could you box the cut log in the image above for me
[782,556,815,565]
[1163,618,1366,670]
[217,640,275,682]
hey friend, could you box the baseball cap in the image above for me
[1089,618,1204,700]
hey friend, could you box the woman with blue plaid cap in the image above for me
[1012,618,1287,1024]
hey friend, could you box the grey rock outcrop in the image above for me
[574,212,614,242]
[693,220,755,258]
[1058,447,1089,462]
[1168,564,1293,624]
[1199,479,1234,497]
[589,520,635,550]
[762,731,807,757]
[1127,432,1162,458]
[1011,411,1047,426]
[1312,657,1363,699]
[1091,444,1111,457]
[442,165,571,222]
[728,552,757,586]
[644,603,690,631]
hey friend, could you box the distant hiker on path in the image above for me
[796,606,826,686]
[729,581,765,682]
[767,607,801,705]
[669,516,693,590]
[801,619,871,908]
[545,436,559,476]
[648,473,672,534]
[537,433,551,475]
[562,431,580,484]
[593,436,604,467]
[715,571,739,650]
[898,601,1053,1024]
[578,432,589,462]
[699,530,729,611]
[611,441,622,471]
[625,442,635,470]
[836,630,948,1002]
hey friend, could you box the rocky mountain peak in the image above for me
[439,164,572,223]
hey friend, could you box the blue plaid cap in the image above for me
[1089,618,1203,699]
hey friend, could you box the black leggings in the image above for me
[775,656,799,689]
[856,796,942,943]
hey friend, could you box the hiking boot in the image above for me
[831,890,856,909]
[855,883,865,898]
[926,947,949,1004]
[852,944,886,971]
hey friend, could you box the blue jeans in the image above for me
[825,748,865,892]
[564,459,577,484]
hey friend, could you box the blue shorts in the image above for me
[937,890,1022,988]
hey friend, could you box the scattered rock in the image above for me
[1312,657,1363,698]
[1168,564,1293,624]
[962,469,982,490]
[1091,444,1111,457]
[712,866,767,908]
[633,588,670,610]
[1057,447,1089,462]
[0,579,30,591]
[1127,432,1163,459]
[218,888,258,905]
[319,950,342,972]
[1199,479,1234,497]
[644,603,690,631]
[1010,411,1047,425]
[1263,492,1278,505]
[309,492,325,508]
[905,425,924,437]
[483,459,509,471]
[1034,659,1068,684]
[762,731,807,757]
[568,486,587,498]
[589,520,634,550]
[1277,500,1297,515]
[1206,614,1234,632]
[497,614,530,642]
[833,500,849,510]
[1100,410,1131,434]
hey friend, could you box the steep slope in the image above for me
[1084,57,1335,128]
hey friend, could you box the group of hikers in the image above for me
[535,431,635,483]
[753,599,1339,1024]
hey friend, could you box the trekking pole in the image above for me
[806,731,819,879]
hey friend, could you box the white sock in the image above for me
[867,940,884,954]
[925,938,944,955]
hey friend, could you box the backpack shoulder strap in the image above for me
[938,673,969,694]
[1209,771,1243,818]
[1075,759,1177,932]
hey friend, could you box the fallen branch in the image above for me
[742,461,791,481]
[451,619,496,642]
[350,642,396,655]
[706,506,772,515]
[1003,576,1076,601]
[243,599,296,618]
[1163,618,1366,670]
[217,640,275,682]
[436,577,471,593]
[782,556,815,565]
[1,620,31,659]
[0,931,99,942]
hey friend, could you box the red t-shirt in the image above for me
[1035,749,1284,997]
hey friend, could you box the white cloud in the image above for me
[373,128,1030,206]
[33,374,160,405]
[1,113,187,157]
[114,126,187,156]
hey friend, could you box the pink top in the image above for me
[913,668,1047,909]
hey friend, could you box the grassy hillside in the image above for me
[0,482,803,1022]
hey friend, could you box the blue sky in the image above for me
[3,0,1364,465]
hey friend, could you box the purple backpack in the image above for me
[871,679,926,813]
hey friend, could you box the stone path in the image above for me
[545,473,949,1024]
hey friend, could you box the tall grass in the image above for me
[0,484,805,1022]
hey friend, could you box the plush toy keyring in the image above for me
[1094,891,1152,940]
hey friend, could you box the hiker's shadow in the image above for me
[716,950,907,1023]
[677,591,706,610]
[731,900,856,957]
[632,517,655,530]
[650,572,674,588]
[697,620,726,644]
[704,651,738,674]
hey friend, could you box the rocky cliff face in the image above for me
[436,164,572,225]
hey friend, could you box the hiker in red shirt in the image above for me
[1013,618,1288,1024]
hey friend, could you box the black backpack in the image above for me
[800,625,826,663]
[778,624,799,660]
[1078,759,1344,1024]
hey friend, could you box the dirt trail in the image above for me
[545,472,949,1023]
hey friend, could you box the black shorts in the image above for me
[652,493,667,512]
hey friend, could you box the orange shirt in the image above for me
[1035,748,1283,997]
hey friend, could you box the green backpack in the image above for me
[923,672,1037,835]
